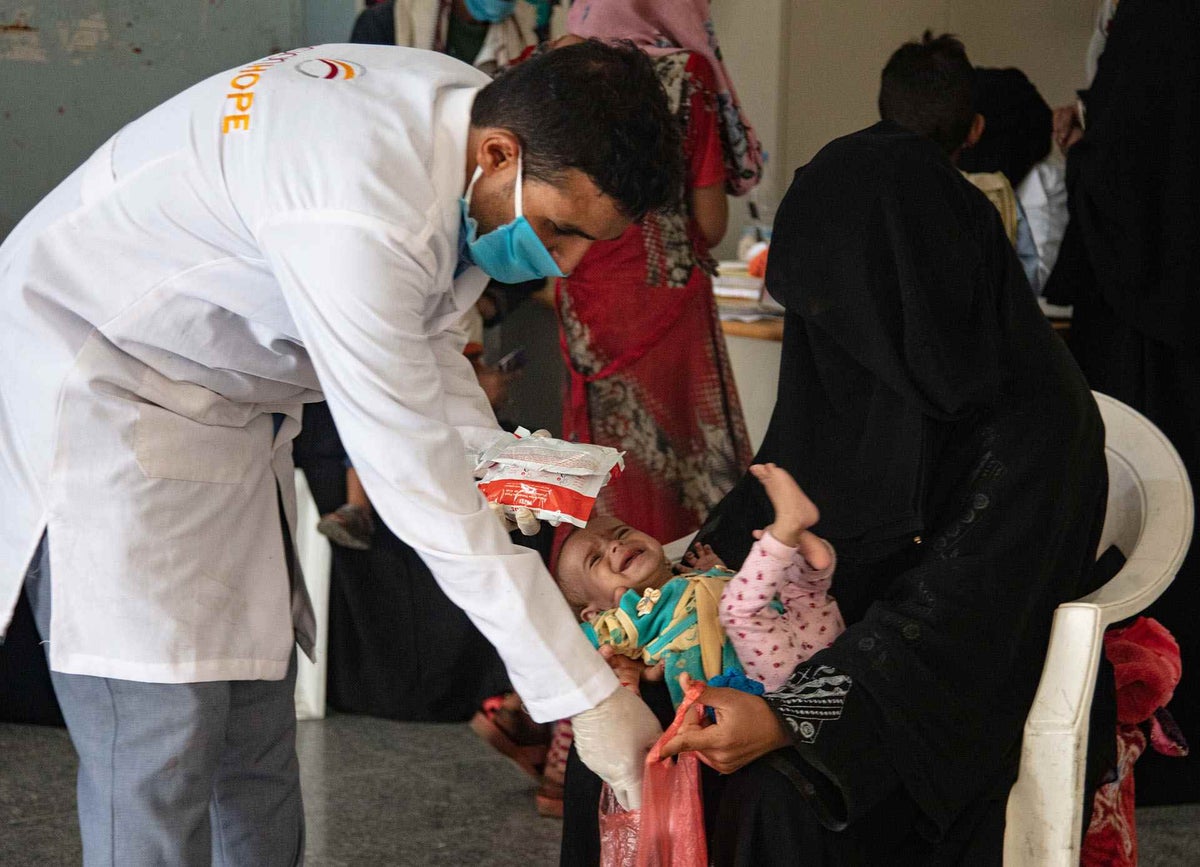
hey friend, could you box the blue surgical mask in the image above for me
[459,152,565,283]
[464,0,516,23]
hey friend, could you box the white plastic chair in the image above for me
[292,468,332,721]
[1004,391,1194,865]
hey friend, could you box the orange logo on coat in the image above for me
[296,58,365,80]
[221,47,315,134]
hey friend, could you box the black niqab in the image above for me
[696,122,1110,850]
[708,121,1008,556]
[1044,0,1200,805]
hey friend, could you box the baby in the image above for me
[555,463,846,703]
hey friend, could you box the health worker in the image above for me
[0,40,679,865]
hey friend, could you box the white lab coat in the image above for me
[0,44,615,721]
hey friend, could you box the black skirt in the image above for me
[294,401,514,722]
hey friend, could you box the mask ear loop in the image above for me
[465,149,522,218]
[464,165,484,210]
[513,149,525,218]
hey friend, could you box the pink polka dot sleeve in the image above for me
[718,530,846,692]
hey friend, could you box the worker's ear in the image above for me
[964,113,986,149]
[474,128,521,178]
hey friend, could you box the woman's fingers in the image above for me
[659,702,717,758]
[659,675,791,773]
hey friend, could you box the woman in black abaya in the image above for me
[1044,0,1200,805]
[560,120,1112,865]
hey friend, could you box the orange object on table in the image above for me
[747,245,769,278]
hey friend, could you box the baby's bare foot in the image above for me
[795,530,833,570]
[750,463,819,548]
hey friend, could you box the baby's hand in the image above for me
[680,541,726,572]
[750,462,819,549]
[599,644,646,696]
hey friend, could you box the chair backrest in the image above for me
[1083,392,1194,623]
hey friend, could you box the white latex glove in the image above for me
[484,428,557,536]
[488,502,541,536]
[572,684,664,810]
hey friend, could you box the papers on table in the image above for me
[714,260,783,323]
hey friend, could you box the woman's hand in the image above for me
[1052,103,1084,152]
[659,673,790,774]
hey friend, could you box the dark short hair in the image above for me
[878,31,975,154]
[471,39,681,219]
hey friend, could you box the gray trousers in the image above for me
[25,537,305,866]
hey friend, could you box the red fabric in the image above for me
[686,57,726,190]
[1106,616,1183,725]
[558,53,752,544]
[1082,618,1185,867]
[1082,726,1147,867]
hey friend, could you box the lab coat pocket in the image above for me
[134,403,255,484]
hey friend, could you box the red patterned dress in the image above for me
[557,52,752,544]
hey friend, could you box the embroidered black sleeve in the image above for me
[764,664,853,745]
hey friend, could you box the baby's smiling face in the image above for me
[556,516,672,621]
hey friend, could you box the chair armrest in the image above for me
[1004,603,1104,867]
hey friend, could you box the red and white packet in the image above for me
[475,429,624,528]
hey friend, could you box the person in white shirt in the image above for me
[0,40,679,865]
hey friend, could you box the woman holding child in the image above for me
[561,95,1110,867]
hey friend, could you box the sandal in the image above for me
[469,693,551,781]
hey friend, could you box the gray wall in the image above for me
[1,0,364,240]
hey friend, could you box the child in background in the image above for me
[556,463,845,700]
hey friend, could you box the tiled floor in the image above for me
[0,714,560,866]
[2,714,1197,865]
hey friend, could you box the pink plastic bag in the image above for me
[598,783,641,867]
[598,683,709,867]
